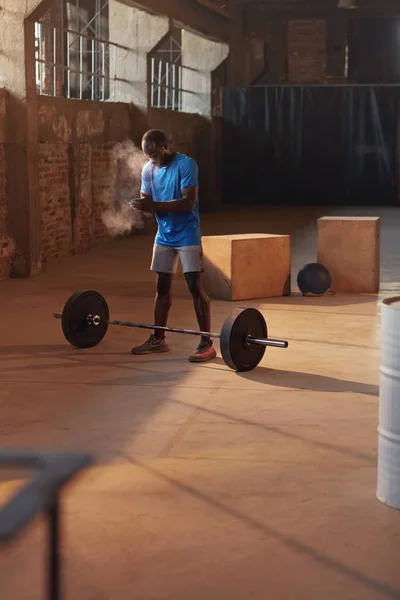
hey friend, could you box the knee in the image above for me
[157,274,171,300]
[185,273,201,298]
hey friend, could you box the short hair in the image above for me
[142,130,168,147]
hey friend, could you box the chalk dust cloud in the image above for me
[101,140,151,237]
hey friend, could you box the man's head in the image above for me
[142,130,173,167]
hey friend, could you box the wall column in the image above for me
[109,1,169,110]
[0,0,47,276]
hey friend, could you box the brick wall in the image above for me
[38,142,120,262]
[39,144,72,261]
[35,97,146,265]
[287,19,327,83]
[33,98,216,267]
[73,143,93,253]
[92,144,117,243]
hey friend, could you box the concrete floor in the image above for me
[1,206,400,599]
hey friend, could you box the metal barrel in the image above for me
[377,297,400,510]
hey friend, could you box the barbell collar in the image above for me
[247,337,289,349]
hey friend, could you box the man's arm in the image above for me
[152,186,198,213]
[131,167,153,212]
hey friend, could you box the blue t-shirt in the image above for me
[141,153,201,247]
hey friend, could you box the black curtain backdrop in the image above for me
[221,86,400,206]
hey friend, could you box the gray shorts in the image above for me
[151,244,203,274]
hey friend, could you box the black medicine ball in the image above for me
[297,263,331,296]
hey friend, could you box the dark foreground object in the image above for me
[0,450,92,600]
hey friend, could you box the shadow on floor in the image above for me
[73,357,378,396]
[96,360,378,397]
[0,347,379,398]
[2,349,373,464]
[195,358,378,396]
[167,397,375,464]
[237,365,379,396]
[123,456,400,600]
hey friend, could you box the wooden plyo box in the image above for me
[202,234,291,301]
[317,216,380,293]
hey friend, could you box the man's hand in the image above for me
[129,187,198,214]
[129,194,153,213]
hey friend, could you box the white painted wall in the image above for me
[181,30,229,118]
[108,0,169,109]
[0,1,229,118]
[0,1,42,98]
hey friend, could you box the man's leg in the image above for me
[184,272,211,342]
[180,245,216,363]
[131,245,176,355]
[154,272,173,338]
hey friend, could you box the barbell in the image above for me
[53,290,289,372]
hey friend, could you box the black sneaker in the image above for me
[131,334,170,355]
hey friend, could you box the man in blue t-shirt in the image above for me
[130,129,216,363]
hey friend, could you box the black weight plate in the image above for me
[220,308,267,372]
[61,290,109,348]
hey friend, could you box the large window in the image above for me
[149,29,207,115]
[150,29,183,111]
[35,0,110,101]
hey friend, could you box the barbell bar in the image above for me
[52,313,288,349]
[53,290,289,372]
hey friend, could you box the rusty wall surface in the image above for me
[92,143,118,245]
[287,20,327,84]
[72,143,94,254]
[39,144,72,261]
[38,140,120,263]
[36,97,147,264]
[2,93,220,269]
[37,96,147,145]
